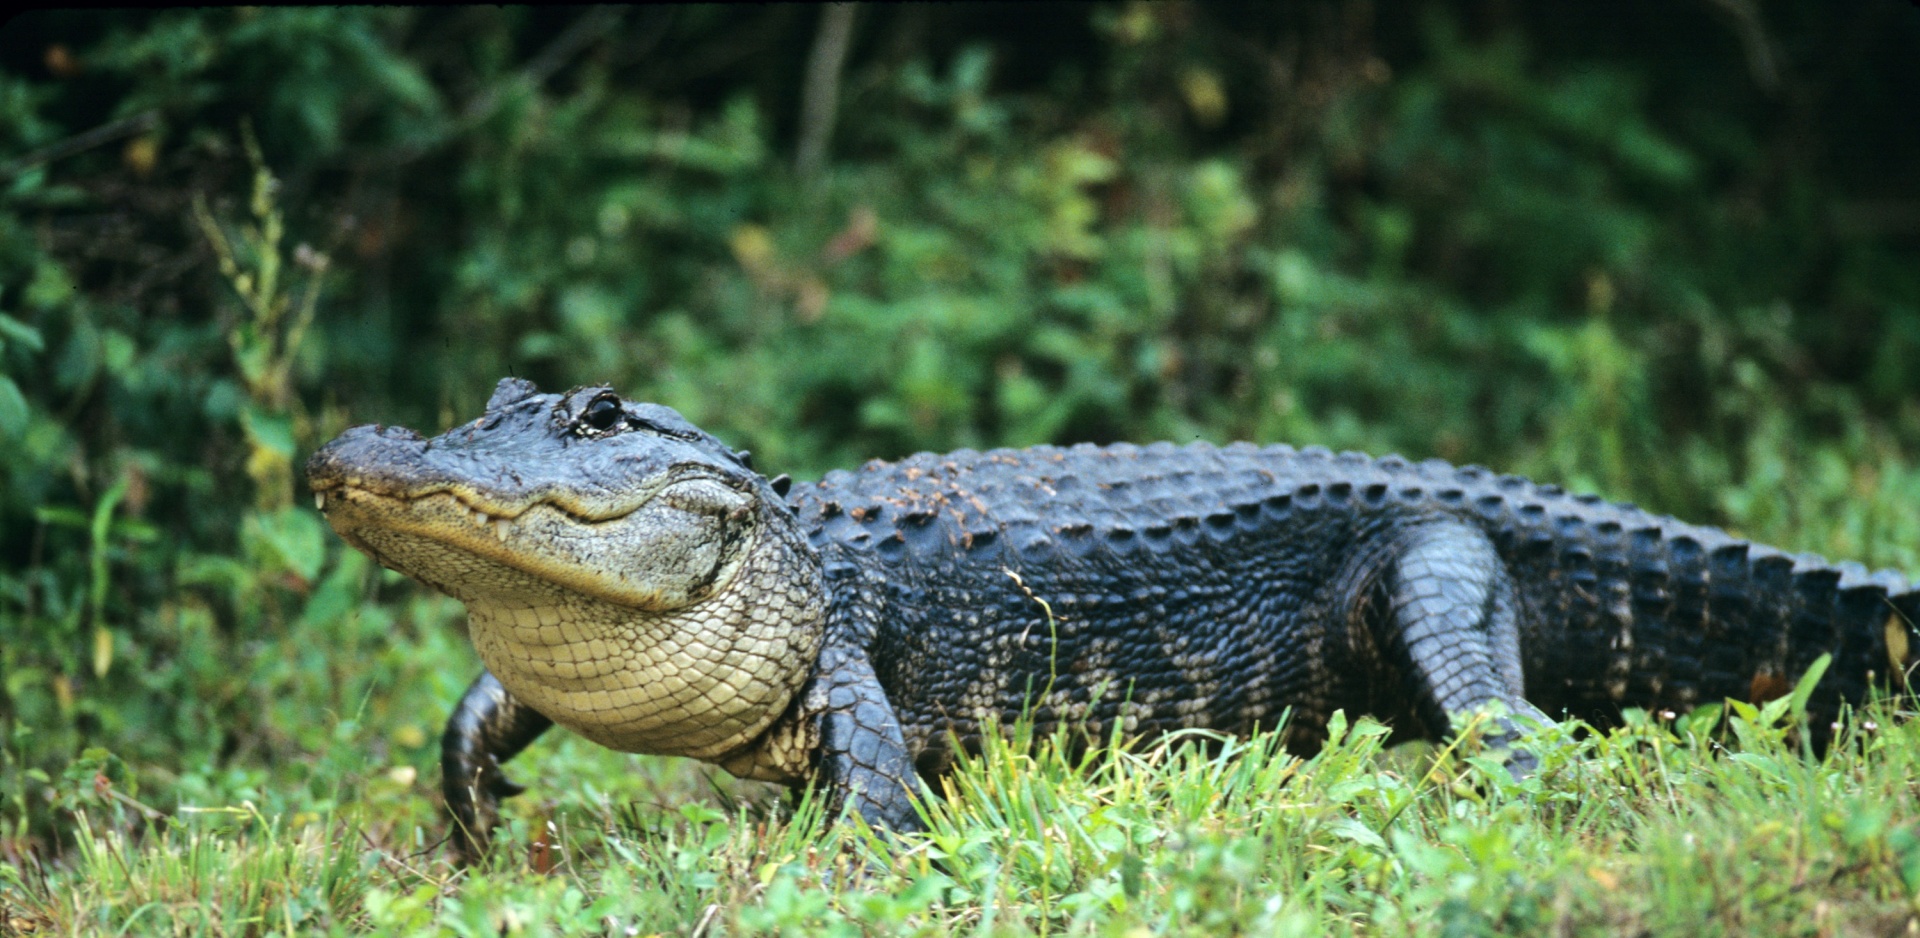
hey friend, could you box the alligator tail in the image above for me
[1617,531,1920,747]
[1498,496,1919,744]
[1885,588,1920,694]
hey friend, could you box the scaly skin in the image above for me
[307,378,1920,862]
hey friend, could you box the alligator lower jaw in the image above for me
[314,486,684,611]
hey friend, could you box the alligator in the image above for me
[306,377,1919,863]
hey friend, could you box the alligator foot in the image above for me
[1467,702,1551,781]
[442,671,553,867]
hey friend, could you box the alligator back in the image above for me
[788,441,1917,766]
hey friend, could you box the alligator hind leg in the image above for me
[442,670,552,866]
[1376,520,1546,769]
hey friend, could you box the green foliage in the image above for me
[2,3,1918,932]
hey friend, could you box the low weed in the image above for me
[7,694,1917,935]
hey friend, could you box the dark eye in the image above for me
[582,396,623,433]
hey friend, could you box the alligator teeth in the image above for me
[494,518,510,542]
[314,491,327,511]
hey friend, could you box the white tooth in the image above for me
[314,492,326,510]
[494,518,510,541]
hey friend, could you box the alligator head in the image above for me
[305,377,825,767]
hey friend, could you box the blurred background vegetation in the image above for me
[3,2,1918,860]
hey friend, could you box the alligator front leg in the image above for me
[809,645,925,834]
[1372,520,1547,766]
[442,670,552,866]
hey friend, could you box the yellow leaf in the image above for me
[394,724,428,749]
[92,625,113,677]
[1115,3,1155,44]
[730,224,775,272]
[123,135,159,178]
[1181,68,1228,128]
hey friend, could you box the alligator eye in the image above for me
[582,396,623,433]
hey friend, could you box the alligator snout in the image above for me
[305,422,437,496]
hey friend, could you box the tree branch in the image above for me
[796,4,858,179]
[1,110,160,179]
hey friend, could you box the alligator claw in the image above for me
[1496,738,1540,780]
[444,754,536,867]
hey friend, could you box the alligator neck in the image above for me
[463,524,827,762]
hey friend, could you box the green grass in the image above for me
[7,691,1919,936]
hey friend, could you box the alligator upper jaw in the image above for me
[307,461,736,527]
[309,474,656,529]
[302,419,688,526]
